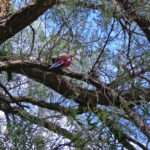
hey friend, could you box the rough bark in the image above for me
[0,59,150,145]
[115,0,150,42]
[0,0,57,44]
[0,59,150,108]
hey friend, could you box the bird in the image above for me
[49,53,74,70]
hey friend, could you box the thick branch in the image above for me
[115,0,150,42]
[1,60,150,139]
[0,60,107,107]
[0,59,150,107]
[0,0,57,44]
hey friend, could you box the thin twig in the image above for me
[89,19,115,74]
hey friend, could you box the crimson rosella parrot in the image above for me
[49,53,74,70]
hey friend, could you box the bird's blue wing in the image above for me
[49,61,64,70]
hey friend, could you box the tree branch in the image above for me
[115,0,150,42]
[15,96,80,116]
[0,0,57,44]
[0,98,86,148]
[0,92,145,149]
[0,59,150,107]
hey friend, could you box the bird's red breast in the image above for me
[60,55,72,67]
